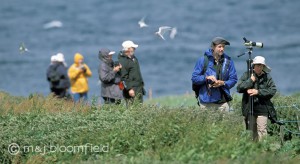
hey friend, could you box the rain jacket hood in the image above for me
[74,53,84,65]
[99,48,113,65]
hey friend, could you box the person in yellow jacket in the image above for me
[68,53,92,102]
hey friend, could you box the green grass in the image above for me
[0,91,300,163]
[145,94,197,107]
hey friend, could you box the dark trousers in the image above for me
[123,87,144,107]
[103,97,121,105]
[50,88,69,99]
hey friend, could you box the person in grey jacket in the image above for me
[98,48,123,104]
[237,56,277,141]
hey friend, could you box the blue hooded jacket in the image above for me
[191,49,237,103]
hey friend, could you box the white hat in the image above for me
[109,51,115,55]
[253,56,271,72]
[56,53,65,62]
[51,55,58,62]
[122,40,138,51]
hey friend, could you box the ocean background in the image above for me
[1,0,300,99]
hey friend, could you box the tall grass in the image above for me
[0,91,299,163]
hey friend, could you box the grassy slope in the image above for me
[0,91,300,163]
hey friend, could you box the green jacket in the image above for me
[237,71,277,116]
[118,51,144,90]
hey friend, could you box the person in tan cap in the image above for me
[191,37,237,111]
[68,53,92,103]
[237,56,277,141]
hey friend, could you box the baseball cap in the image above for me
[122,40,138,51]
[212,37,230,45]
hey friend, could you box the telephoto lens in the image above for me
[243,37,263,48]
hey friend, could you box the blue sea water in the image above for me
[1,0,300,99]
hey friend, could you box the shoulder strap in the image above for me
[193,55,209,106]
[221,57,231,79]
[201,55,209,75]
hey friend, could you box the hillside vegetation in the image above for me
[0,91,300,163]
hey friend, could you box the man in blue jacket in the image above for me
[191,37,238,111]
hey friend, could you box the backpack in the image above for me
[192,56,208,105]
[48,65,61,82]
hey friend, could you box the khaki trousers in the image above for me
[247,115,268,141]
[199,102,230,112]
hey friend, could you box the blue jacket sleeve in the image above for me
[191,57,206,85]
[224,60,238,89]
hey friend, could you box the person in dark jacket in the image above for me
[118,40,145,105]
[98,48,123,104]
[191,37,238,111]
[237,56,277,141]
[46,53,71,99]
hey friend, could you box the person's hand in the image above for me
[129,89,135,97]
[247,89,258,96]
[212,80,225,88]
[113,64,122,72]
[251,74,256,82]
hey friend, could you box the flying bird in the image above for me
[155,26,172,40]
[170,27,177,39]
[43,20,63,29]
[19,42,29,54]
[138,17,148,28]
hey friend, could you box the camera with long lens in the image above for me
[206,79,215,88]
[243,37,263,48]
[207,80,215,85]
